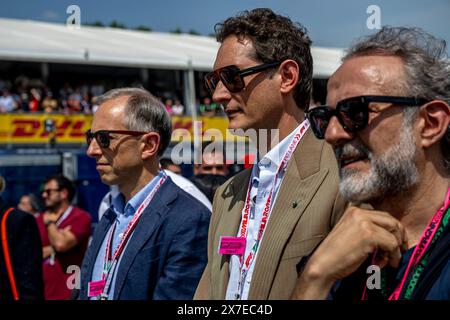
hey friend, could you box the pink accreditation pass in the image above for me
[219,236,246,255]
[88,279,106,298]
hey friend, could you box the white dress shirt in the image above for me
[226,124,304,300]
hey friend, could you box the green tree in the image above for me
[85,21,104,27]
[170,27,183,34]
[109,20,126,29]
[188,29,200,35]
[135,25,152,32]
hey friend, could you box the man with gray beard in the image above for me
[292,27,450,300]
[337,110,419,203]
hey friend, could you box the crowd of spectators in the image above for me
[0,80,102,115]
[0,78,226,117]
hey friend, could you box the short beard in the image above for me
[45,200,62,212]
[45,204,58,212]
[337,115,419,204]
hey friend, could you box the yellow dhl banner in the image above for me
[0,114,242,144]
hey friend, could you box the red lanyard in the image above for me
[361,187,450,300]
[388,187,450,300]
[239,120,309,240]
[237,121,309,287]
[100,173,167,298]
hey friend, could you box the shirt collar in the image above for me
[257,123,302,169]
[111,171,165,217]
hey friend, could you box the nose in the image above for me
[324,116,354,148]
[212,81,231,106]
[86,136,102,158]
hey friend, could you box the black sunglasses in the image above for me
[306,95,430,139]
[42,188,61,195]
[201,164,227,171]
[85,129,147,148]
[204,61,281,95]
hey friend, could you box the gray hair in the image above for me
[26,193,42,212]
[344,26,450,172]
[96,87,172,156]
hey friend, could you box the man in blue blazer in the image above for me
[80,88,210,300]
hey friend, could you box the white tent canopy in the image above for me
[0,18,344,77]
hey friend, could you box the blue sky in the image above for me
[1,0,449,52]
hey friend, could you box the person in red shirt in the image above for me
[36,174,91,300]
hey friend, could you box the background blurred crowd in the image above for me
[0,77,226,117]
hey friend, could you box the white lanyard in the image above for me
[56,206,73,227]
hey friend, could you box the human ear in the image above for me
[141,132,161,160]
[418,100,450,149]
[279,59,299,94]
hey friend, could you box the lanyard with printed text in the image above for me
[99,173,167,299]
[389,187,450,300]
[236,120,310,299]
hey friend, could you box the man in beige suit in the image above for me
[195,8,346,300]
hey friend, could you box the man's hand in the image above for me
[43,211,59,225]
[45,217,78,253]
[291,207,408,299]
[42,245,55,259]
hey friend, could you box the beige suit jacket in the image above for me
[194,129,347,300]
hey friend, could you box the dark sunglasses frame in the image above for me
[85,129,147,148]
[204,61,282,95]
[306,95,430,139]
[200,164,227,171]
[42,188,61,195]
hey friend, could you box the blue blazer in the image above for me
[79,178,211,300]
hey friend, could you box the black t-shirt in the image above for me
[331,246,450,300]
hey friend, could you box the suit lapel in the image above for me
[212,168,251,299]
[112,180,176,299]
[248,129,329,299]
[82,208,116,296]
